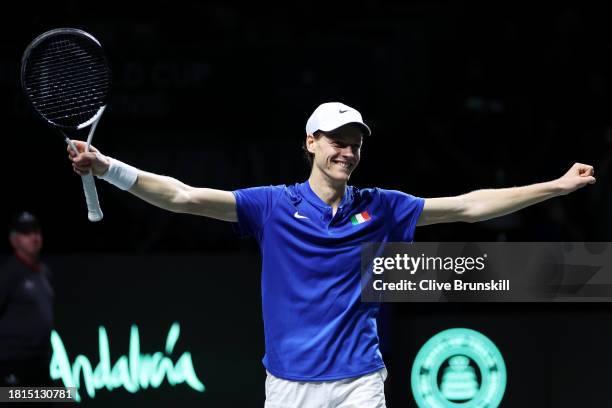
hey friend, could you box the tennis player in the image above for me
[69,102,595,407]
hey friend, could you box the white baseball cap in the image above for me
[305,102,371,136]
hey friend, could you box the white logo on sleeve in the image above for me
[293,211,309,220]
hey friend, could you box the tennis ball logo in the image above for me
[411,328,506,408]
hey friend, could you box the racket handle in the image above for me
[81,173,103,222]
[64,136,103,222]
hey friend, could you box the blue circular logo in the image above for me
[411,328,506,407]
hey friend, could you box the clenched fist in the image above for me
[555,163,596,195]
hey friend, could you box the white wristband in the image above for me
[97,157,139,190]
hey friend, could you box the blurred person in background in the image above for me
[0,212,54,388]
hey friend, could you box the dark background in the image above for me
[32,254,612,407]
[1,2,611,407]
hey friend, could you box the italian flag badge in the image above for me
[351,211,371,225]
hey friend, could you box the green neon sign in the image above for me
[411,328,506,408]
[50,322,205,402]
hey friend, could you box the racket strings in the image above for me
[34,38,108,101]
[26,46,106,84]
[29,81,108,108]
[26,46,96,73]
[23,35,109,128]
[27,61,107,91]
[28,77,108,106]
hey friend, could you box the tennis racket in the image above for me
[21,28,110,222]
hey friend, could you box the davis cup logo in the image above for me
[411,328,506,408]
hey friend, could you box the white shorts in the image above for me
[264,368,387,408]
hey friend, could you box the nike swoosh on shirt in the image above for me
[294,211,309,219]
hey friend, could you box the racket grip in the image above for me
[81,173,103,222]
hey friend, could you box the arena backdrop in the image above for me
[1,3,611,408]
[32,253,612,407]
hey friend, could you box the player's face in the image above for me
[10,231,43,259]
[309,125,363,182]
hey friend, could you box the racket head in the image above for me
[21,28,111,130]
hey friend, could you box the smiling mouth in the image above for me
[331,159,353,170]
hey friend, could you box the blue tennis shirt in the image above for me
[233,181,424,381]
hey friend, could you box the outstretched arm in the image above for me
[417,163,596,226]
[69,141,237,222]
